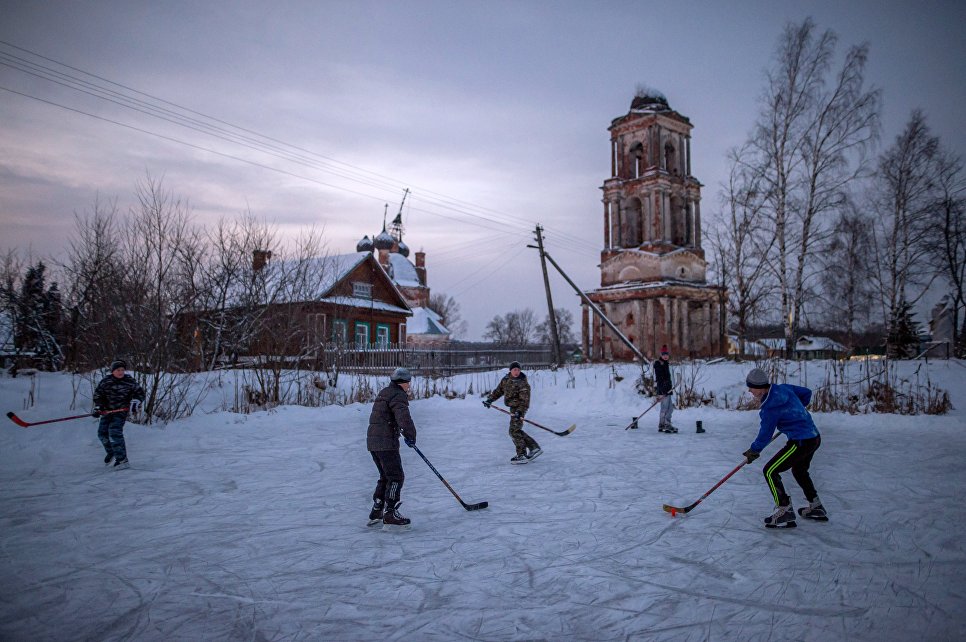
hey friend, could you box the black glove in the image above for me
[482,399,492,408]
[511,410,523,421]
[743,449,760,464]
[404,437,415,448]
[91,407,101,418]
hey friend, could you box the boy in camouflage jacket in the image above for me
[483,361,541,464]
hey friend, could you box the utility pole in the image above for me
[532,225,561,365]
[541,250,647,366]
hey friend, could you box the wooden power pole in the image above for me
[533,225,561,365]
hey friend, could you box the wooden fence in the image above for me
[312,342,556,377]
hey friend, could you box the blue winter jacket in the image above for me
[749,384,819,452]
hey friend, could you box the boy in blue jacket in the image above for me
[742,368,827,528]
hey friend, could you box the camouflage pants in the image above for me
[98,413,127,461]
[508,414,539,456]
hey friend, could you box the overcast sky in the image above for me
[1,1,964,340]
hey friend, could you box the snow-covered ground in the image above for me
[1,360,965,641]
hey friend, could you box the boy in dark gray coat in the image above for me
[92,359,145,470]
[366,368,417,529]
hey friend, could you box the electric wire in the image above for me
[0,40,602,256]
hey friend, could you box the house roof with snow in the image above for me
[795,335,847,353]
[407,307,450,336]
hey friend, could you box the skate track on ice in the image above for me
[1,366,964,641]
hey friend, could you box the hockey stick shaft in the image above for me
[411,445,488,511]
[663,434,780,514]
[625,398,661,430]
[663,462,745,514]
[489,405,575,436]
[6,407,128,428]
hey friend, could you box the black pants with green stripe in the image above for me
[763,435,821,507]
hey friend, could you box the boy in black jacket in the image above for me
[92,359,145,470]
[366,367,418,529]
[653,345,676,433]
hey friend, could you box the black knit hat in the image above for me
[110,359,127,371]
[509,361,521,370]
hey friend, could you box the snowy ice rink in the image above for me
[1,362,964,641]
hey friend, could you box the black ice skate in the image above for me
[526,447,543,461]
[764,504,796,529]
[797,499,829,522]
[103,452,114,466]
[367,499,384,527]
[510,454,529,465]
[382,502,411,531]
[113,458,130,471]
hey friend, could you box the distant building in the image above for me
[582,91,726,360]
[355,204,451,345]
[727,335,767,357]
[794,335,848,360]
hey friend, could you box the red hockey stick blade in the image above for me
[6,411,29,427]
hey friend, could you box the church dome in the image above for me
[374,228,395,250]
[356,235,374,252]
[396,240,410,257]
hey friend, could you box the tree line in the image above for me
[706,18,964,358]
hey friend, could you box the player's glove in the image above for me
[742,449,760,464]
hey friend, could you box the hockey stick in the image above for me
[663,434,779,516]
[6,407,129,428]
[410,444,488,511]
[624,397,661,430]
[488,405,576,436]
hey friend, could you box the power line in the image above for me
[0,40,603,256]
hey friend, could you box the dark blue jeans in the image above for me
[98,413,127,461]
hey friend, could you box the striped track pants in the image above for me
[762,435,821,506]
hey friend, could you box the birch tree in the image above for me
[748,18,880,354]
[709,145,776,355]
[868,111,942,328]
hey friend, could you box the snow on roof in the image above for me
[585,279,721,294]
[322,296,411,316]
[406,307,450,335]
[795,335,847,352]
[250,252,371,302]
[387,253,423,289]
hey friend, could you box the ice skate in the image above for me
[382,502,411,531]
[764,504,796,529]
[797,498,828,522]
[367,499,384,527]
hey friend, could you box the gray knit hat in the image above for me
[390,367,412,383]
[745,368,770,389]
[110,359,127,371]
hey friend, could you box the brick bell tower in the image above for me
[582,90,726,360]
